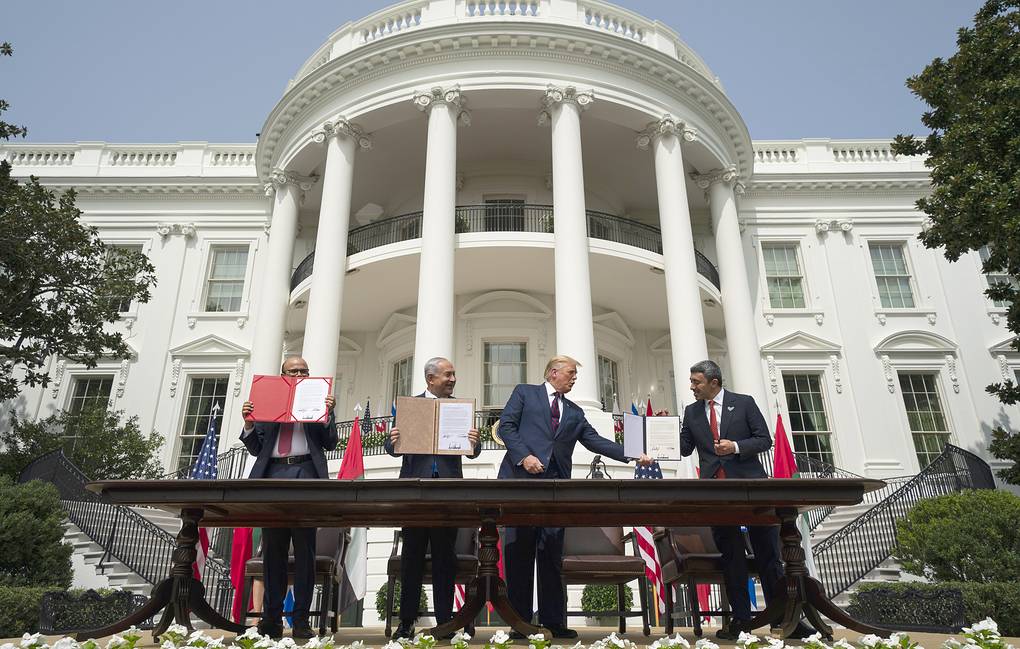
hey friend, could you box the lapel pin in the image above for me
[727,406,734,411]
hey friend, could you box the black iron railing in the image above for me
[290,204,721,290]
[812,444,995,597]
[20,450,236,617]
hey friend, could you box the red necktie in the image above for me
[550,392,561,435]
[709,400,726,479]
[277,422,294,456]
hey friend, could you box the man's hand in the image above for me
[636,453,654,466]
[325,394,335,413]
[389,427,400,447]
[242,400,254,419]
[468,428,479,447]
[714,439,737,456]
[522,454,545,475]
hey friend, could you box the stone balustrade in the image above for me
[0,142,258,178]
[753,139,926,174]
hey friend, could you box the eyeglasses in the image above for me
[283,368,310,376]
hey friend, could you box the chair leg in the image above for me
[617,584,626,634]
[384,576,396,638]
[317,577,328,637]
[664,580,674,635]
[330,580,339,633]
[689,578,702,638]
[636,577,650,636]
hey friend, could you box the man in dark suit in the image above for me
[240,355,338,640]
[384,357,480,640]
[497,355,651,639]
[681,359,813,639]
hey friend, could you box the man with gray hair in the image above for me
[681,359,813,639]
[385,357,480,639]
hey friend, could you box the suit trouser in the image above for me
[504,461,567,628]
[711,524,784,622]
[262,461,318,625]
[399,527,458,624]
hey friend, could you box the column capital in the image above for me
[263,168,318,196]
[413,86,471,125]
[537,85,594,125]
[690,165,741,191]
[635,115,697,150]
[312,118,372,150]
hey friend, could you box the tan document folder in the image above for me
[394,396,476,456]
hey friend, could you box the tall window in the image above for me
[782,373,834,465]
[177,376,229,472]
[204,246,249,312]
[483,342,527,408]
[67,376,114,416]
[869,243,915,308]
[390,356,413,402]
[898,373,950,468]
[597,355,619,412]
[763,244,806,308]
[106,244,144,312]
[978,246,1017,308]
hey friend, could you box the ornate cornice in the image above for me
[412,86,471,125]
[156,222,197,239]
[263,168,318,197]
[311,118,373,149]
[691,165,740,190]
[635,115,697,150]
[537,85,594,125]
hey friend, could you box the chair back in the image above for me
[563,526,624,556]
[316,527,346,563]
[667,526,719,556]
[454,528,478,555]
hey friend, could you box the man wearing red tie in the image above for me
[240,356,338,639]
[680,359,813,639]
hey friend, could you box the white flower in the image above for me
[964,618,1000,636]
[161,642,177,649]
[350,641,365,649]
[490,631,510,645]
[52,639,79,649]
[568,642,585,649]
[452,632,472,645]
[105,636,126,649]
[695,640,720,649]
[833,641,856,649]
[383,643,404,649]
[3,642,20,649]
[21,634,46,649]
[277,639,298,649]
[167,625,190,638]
[860,636,884,648]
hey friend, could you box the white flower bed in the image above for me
[3,619,1015,649]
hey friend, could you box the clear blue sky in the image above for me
[1,1,982,143]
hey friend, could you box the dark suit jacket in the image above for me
[497,383,628,479]
[384,392,482,478]
[241,411,339,479]
[680,390,771,479]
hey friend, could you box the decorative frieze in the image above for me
[263,168,317,197]
[51,360,66,399]
[169,359,182,398]
[311,117,372,150]
[233,359,246,397]
[830,354,843,394]
[691,165,740,191]
[156,222,197,239]
[881,354,894,393]
[635,115,696,150]
[413,86,471,125]
[537,85,594,125]
[998,354,1012,382]
[945,354,960,393]
[814,219,854,235]
[766,355,778,394]
[115,360,130,398]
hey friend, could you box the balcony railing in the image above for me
[290,204,720,290]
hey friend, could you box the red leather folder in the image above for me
[245,375,332,423]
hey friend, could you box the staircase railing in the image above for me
[812,444,995,597]
[20,450,236,617]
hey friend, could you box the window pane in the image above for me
[979,246,1017,308]
[176,377,229,472]
[598,355,619,412]
[390,357,413,403]
[483,342,527,408]
[763,244,805,309]
[898,372,950,467]
[870,243,916,309]
[68,376,114,417]
[105,244,143,312]
[205,247,248,312]
[782,372,833,465]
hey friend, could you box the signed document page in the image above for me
[436,399,474,455]
[291,377,331,422]
[645,416,681,460]
[622,412,645,460]
[394,396,437,455]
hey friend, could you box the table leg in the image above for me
[747,507,890,639]
[430,517,549,641]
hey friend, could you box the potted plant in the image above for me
[374,580,429,624]
[580,583,632,628]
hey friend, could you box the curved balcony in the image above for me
[290,204,720,290]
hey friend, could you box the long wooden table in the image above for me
[84,478,889,640]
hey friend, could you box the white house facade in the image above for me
[3,0,1018,618]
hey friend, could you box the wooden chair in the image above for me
[383,527,480,637]
[653,526,759,637]
[240,527,349,635]
[561,526,651,636]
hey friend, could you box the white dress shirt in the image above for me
[704,388,739,455]
[544,381,562,412]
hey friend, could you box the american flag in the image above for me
[634,461,667,615]
[190,402,222,580]
[454,583,466,611]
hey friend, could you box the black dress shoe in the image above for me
[549,627,578,639]
[393,621,415,640]
[257,620,283,640]
[436,631,457,641]
[715,620,751,641]
[292,623,316,640]
[785,621,818,640]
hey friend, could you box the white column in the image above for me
[251,170,314,375]
[410,87,469,394]
[302,119,371,378]
[540,85,600,409]
[696,167,769,410]
[638,117,709,412]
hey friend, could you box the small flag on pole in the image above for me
[189,402,221,581]
[337,407,367,613]
[634,461,667,615]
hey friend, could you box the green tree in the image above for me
[0,42,28,140]
[894,490,1020,583]
[891,1,1020,482]
[0,41,156,403]
[0,477,72,588]
[0,407,165,480]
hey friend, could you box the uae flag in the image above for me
[336,408,368,613]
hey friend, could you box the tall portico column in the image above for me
[637,116,709,411]
[302,119,372,378]
[539,85,600,409]
[410,87,469,394]
[694,167,769,409]
[252,170,315,375]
